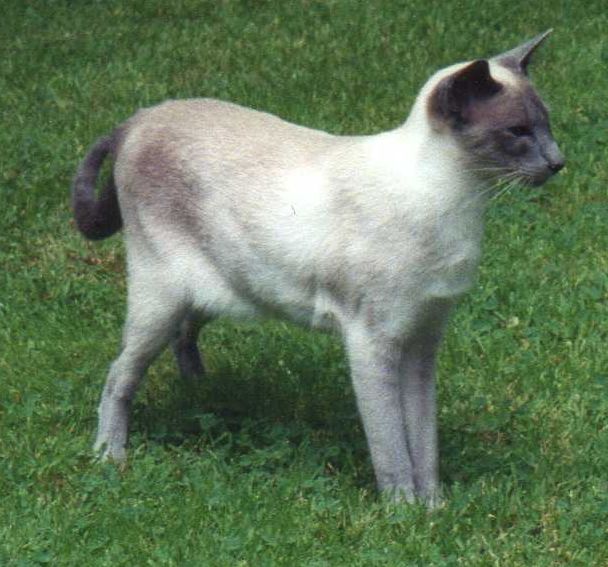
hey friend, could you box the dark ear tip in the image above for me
[469,59,490,73]
[453,59,489,80]
[494,30,554,72]
[454,59,494,86]
[529,28,554,48]
[475,58,490,67]
[427,58,501,125]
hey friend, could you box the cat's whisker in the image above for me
[473,172,519,201]
[490,176,521,201]
[467,165,512,174]
[457,171,522,209]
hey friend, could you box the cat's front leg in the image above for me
[343,326,416,502]
[399,334,443,508]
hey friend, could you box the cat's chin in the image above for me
[520,175,541,187]
[530,173,555,187]
[518,171,553,187]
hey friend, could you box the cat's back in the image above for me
[118,98,335,167]
[111,98,344,223]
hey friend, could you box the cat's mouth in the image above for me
[521,173,548,187]
[519,163,563,187]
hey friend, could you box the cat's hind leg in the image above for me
[94,275,188,463]
[172,313,209,380]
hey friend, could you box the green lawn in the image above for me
[1,0,607,564]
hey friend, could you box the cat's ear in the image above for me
[494,30,552,74]
[428,59,502,127]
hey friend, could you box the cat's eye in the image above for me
[507,125,533,137]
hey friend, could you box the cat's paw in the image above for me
[93,436,127,465]
[381,485,417,505]
[423,490,444,511]
[381,484,444,510]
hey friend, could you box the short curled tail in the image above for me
[72,131,123,240]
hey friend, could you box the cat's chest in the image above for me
[427,205,484,296]
[356,200,485,301]
[337,132,485,300]
[423,237,482,299]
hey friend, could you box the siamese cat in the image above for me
[72,31,564,505]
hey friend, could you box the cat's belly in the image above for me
[179,234,480,334]
[185,255,341,330]
[195,287,340,331]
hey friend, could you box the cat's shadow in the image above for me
[440,420,533,490]
[130,349,524,492]
[131,350,374,483]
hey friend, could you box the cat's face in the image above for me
[455,67,563,186]
[427,33,564,187]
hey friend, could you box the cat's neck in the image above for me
[389,81,491,210]
[363,106,487,213]
[392,58,523,203]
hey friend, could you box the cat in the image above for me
[72,31,564,506]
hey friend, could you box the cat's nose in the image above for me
[545,143,565,174]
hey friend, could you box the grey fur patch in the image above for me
[127,135,205,237]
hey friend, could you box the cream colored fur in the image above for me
[78,35,562,505]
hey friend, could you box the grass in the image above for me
[1,0,607,564]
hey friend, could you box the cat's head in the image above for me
[427,30,564,187]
